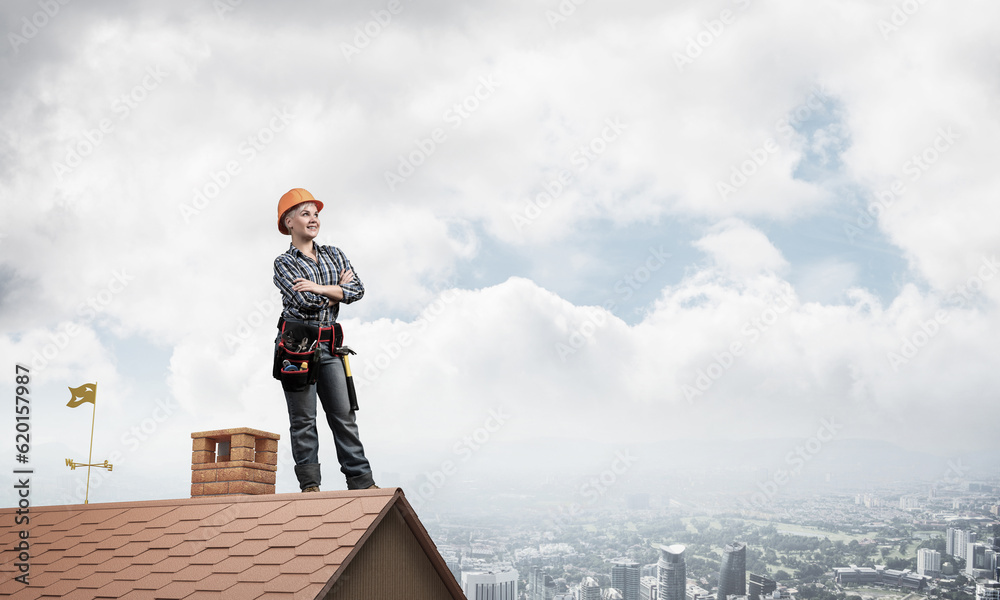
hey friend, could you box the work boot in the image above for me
[294,463,321,491]
[302,486,320,493]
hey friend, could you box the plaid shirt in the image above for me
[273,243,364,323]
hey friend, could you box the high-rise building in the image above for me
[530,567,555,600]
[640,576,658,600]
[657,545,687,600]
[688,584,713,600]
[529,568,541,600]
[968,543,988,577]
[958,530,974,558]
[948,529,977,560]
[977,581,1000,600]
[967,544,998,579]
[579,576,602,600]
[612,560,641,600]
[917,548,941,577]
[748,574,776,600]
[717,543,747,600]
[462,569,517,600]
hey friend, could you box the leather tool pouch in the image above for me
[273,320,321,392]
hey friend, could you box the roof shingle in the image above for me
[0,488,423,600]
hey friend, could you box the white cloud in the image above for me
[793,259,860,305]
[693,219,789,278]
[3,0,1000,504]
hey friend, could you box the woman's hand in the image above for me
[292,276,347,304]
[291,278,324,295]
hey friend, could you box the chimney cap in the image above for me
[191,427,280,440]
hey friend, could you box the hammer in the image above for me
[333,346,359,411]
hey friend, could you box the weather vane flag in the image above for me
[65,382,113,504]
[66,383,97,408]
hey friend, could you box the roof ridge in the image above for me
[1,487,402,513]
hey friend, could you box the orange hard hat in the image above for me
[277,188,324,235]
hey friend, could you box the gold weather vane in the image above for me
[64,382,113,504]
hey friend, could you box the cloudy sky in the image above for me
[2,0,998,506]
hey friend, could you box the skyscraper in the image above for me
[917,548,941,577]
[966,543,997,578]
[640,576,658,600]
[948,529,977,560]
[529,567,545,600]
[977,581,1000,600]
[462,569,518,600]
[717,543,747,600]
[529,567,556,600]
[658,545,687,600]
[613,560,641,600]
[542,576,556,600]
[748,574,776,600]
[579,576,602,600]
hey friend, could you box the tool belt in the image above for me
[272,318,344,392]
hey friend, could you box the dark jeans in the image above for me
[281,338,374,490]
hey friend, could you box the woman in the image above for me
[272,187,377,492]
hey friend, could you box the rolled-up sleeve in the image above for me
[273,254,329,312]
[335,248,365,304]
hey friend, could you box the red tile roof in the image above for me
[0,487,461,599]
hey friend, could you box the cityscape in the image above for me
[410,457,1000,600]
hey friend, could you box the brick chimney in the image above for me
[191,427,280,497]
